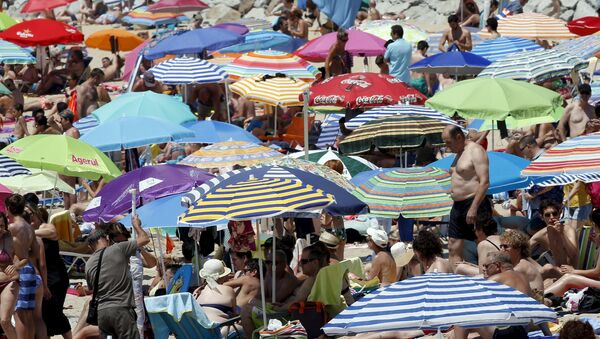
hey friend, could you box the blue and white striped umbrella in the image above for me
[316,113,344,149]
[73,115,99,136]
[536,172,600,187]
[324,273,556,335]
[471,37,543,62]
[552,34,600,60]
[149,57,228,85]
[345,105,460,130]
[0,40,35,64]
[478,49,588,83]
[0,154,30,177]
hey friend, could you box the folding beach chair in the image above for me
[145,292,242,339]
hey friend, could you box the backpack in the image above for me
[586,182,600,208]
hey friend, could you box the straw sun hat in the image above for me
[391,242,415,267]
[319,231,341,249]
[199,259,231,289]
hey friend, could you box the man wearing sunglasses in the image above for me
[499,230,544,294]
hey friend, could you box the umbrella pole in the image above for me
[491,121,494,151]
[127,54,144,93]
[224,79,232,124]
[272,220,276,304]
[256,220,268,327]
[274,105,278,137]
[155,228,168,291]
[130,189,145,338]
[302,89,310,160]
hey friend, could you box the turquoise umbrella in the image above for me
[91,91,196,125]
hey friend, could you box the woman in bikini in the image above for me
[0,212,19,339]
[455,217,502,276]
[325,29,353,78]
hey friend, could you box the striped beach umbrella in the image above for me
[478,49,588,83]
[222,50,319,82]
[179,141,283,169]
[339,115,457,155]
[479,13,576,40]
[229,75,309,107]
[352,167,452,218]
[316,113,344,149]
[536,172,600,187]
[73,115,99,135]
[324,273,556,335]
[522,132,600,177]
[346,105,464,130]
[218,31,300,54]
[122,10,188,27]
[179,177,334,226]
[0,40,35,64]
[0,154,30,177]
[287,149,378,179]
[471,37,543,62]
[356,20,428,44]
[553,34,600,60]
[149,57,227,85]
[228,18,272,32]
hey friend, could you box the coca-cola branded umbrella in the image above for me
[0,19,83,47]
[302,73,427,109]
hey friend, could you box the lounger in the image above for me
[145,292,241,339]
[60,251,91,275]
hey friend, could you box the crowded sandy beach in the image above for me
[1,0,600,338]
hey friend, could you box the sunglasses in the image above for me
[544,211,559,218]
[499,244,510,250]
[300,258,317,265]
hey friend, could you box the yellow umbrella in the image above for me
[178,141,283,169]
[480,13,577,40]
[229,74,309,107]
[85,29,145,52]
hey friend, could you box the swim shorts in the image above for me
[16,261,41,311]
[449,196,492,241]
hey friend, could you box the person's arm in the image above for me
[18,116,29,136]
[458,31,472,51]
[438,32,448,52]
[558,107,571,141]
[466,146,490,225]
[366,255,382,281]
[140,249,157,268]
[132,215,150,248]
[36,237,51,299]
[564,181,584,204]
[274,278,313,312]
[224,276,246,289]
[35,222,58,241]
[569,251,600,278]
[324,45,336,78]
[76,88,87,119]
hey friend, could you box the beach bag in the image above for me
[578,287,600,313]
[259,320,307,338]
[288,302,327,339]
[586,182,600,208]
[86,248,106,326]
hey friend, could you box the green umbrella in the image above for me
[0,83,10,96]
[467,108,564,131]
[0,169,75,194]
[1,135,121,181]
[0,13,17,31]
[425,78,564,121]
[286,149,378,179]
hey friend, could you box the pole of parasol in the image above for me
[127,54,144,93]
[272,220,276,304]
[256,220,268,326]
[224,78,232,123]
[129,188,146,338]
[302,89,310,160]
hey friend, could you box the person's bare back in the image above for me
[490,269,531,296]
[8,216,36,269]
[225,275,260,307]
[76,79,99,118]
[371,251,397,286]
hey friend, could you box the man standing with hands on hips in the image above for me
[442,125,491,269]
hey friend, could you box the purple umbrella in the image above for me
[213,23,250,36]
[295,29,386,62]
[83,164,214,222]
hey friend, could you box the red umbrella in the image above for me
[0,19,83,47]
[148,0,208,13]
[21,0,76,13]
[567,16,600,36]
[302,73,427,109]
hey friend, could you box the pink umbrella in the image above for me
[295,30,386,62]
[148,0,208,13]
[122,39,150,81]
[0,183,12,213]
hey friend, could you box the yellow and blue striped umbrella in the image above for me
[229,74,309,107]
[179,177,334,225]
[178,141,283,169]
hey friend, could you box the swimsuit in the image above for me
[16,261,42,311]
[0,240,12,294]
[200,303,234,314]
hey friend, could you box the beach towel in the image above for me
[16,261,41,310]
[50,210,80,243]
[0,116,34,136]
[308,257,364,316]
[577,225,598,270]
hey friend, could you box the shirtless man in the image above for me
[100,56,124,82]
[5,194,40,339]
[132,71,164,94]
[325,29,351,78]
[439,14,473,52]
[230,92,256,126]
[224,259,260,307]
[190,83,227,121]
[288,9,308,41]
[442,125,491,267]
[37,49,86,95]
[558,84,594,141]
[410,41,436,96]
[364,228,397,286]
[10,104,29,140]
[500,230,544,294]
[77,68,104,119]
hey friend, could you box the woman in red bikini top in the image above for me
[0,211,19,339]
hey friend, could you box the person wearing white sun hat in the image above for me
[363,227,397,286]
[194,259,240,337]
[391,242,415,281]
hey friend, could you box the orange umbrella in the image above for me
[85,29,144,52]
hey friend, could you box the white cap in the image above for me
[366,227,388,248]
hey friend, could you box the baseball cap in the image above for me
[142,71,156,87]
[366,227,388,248]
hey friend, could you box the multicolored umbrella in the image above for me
[179,141,283,169]
[83,164,214,222]
[477,49,588,83]
[270,157,357,192]
[230,75,309,107]
[345,104,461,130]
[0,12,18,31]
[149,57,228,84]
[85,29,145,52]
[287,149,378,179]
[295,30,385,62]
[304,73,427,109]
[0,40,35,64]
[352,167,452,218]
[409,51,491,75]
[522,132,600,177]
[0,19,83,47]
[148,0,208,13]
[567,16,600,36]
[471,37,543,62]
[21,0,75,13]
[222,50,319,82]
[339,115,455,155]
[228,18,272,32]
[426,77,564,121]
[122,10,189,27]
[92,91,196,125]
[479,13,576,40]
[324,273,556,335]
[218,31,301,54]
[1,135,120,181]
[535,172,600,187]
[356,20,428,44]
[79,116,194,152]
[179,177,334,226]
[552,34,600,60]
[0,154,30,177]
[0,169,75,194]
[212,23,249,35]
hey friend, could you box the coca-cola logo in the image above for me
[313,95,344,105]
[355,95,394,106]
[386,77,406,84]
[400,94,419,104]
[16,29,33,39]
[340,79,371,89]
[65,27,77,34]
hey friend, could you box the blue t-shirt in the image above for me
[505,0,523,14]
[384,38,412,83]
